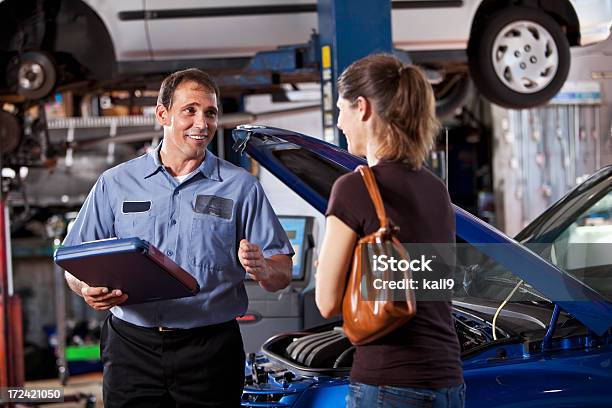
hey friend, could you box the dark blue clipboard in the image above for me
[54,238,200,305]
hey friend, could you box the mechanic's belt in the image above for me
[157,326,179,332]
[111,315,236,334]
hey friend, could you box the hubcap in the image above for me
[18,61,45,91]
[491,20,558,94]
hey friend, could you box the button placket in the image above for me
[165,187,180,260]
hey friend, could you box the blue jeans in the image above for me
[346,382,466,408]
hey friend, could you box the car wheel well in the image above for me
[52,0,116,80]
[0,0,116,85]
[471,0,580,46]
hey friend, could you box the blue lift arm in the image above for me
[317,0,393,148]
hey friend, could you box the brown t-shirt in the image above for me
[326,161,463,388]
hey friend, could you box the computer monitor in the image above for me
[278,216,313,281]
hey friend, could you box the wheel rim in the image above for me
[491,20,559,94]
[18,61,46,91]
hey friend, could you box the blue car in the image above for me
[233,125,612,408]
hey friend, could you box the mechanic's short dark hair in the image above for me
[157,68,220,109]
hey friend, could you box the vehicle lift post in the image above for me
[317,0,393,149]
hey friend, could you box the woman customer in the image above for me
[315,54,464,408]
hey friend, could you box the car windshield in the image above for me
[530,190,612,302]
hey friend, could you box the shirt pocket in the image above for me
[189,213,235,268]
[114,213,156,243]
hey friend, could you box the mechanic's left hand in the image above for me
[238,239,269,281]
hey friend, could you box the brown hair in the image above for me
[337,54,439,169]
[157,68,220,109]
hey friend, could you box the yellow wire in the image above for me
[492,280,524,341]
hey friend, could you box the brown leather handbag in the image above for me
[342,165,417,345]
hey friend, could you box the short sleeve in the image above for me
[326,172,364,234]
[62,174,115,246]
[240,181,295,258]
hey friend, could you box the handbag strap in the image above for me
[357,165,389,230]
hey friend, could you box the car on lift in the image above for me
[231,125,612,408]
[0,0,611,110]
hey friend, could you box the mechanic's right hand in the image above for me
[81,286,128,311]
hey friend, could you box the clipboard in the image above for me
[54,238,200,305]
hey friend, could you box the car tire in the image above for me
[435,73,472,119]
[14,51,57,100]
[467,6,570,109]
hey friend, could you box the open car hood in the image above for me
[232,125,612,336]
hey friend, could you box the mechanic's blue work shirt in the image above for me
[64,142,294,328]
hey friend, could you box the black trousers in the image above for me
[100,315,245,408]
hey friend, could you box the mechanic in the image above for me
[63,68,294,407]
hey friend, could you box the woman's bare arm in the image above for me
[315,216,358,318]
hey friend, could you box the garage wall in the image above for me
[493,38,612,236]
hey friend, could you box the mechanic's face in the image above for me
[336,97,366,156]
[156,81,218,162]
